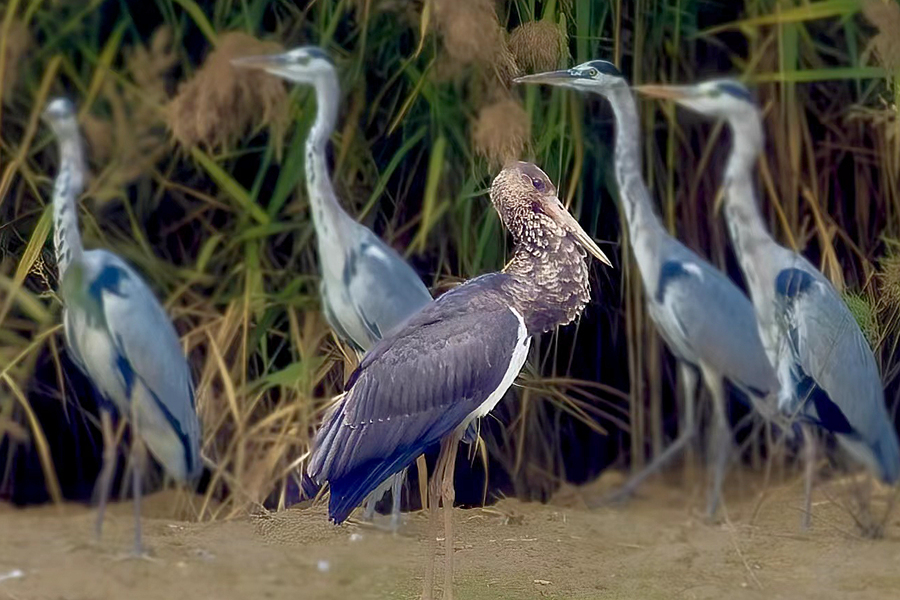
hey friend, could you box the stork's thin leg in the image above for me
[422,442,451,600]
[362,495,377,522]
[703,369,730,519]
[94,408,116,540]
[390,468,405,533]
[801,424,816,530]
[441,436,460,600]
[130,436,148,556]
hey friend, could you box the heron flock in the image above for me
[36,43,900,598]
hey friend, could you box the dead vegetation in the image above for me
[166,32,290,152]
[472,96,530,168]
[508,19,569,74]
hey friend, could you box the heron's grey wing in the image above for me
[92,252,202,480]
[308,273,529,523]
[774,266,900,481]
[652,255,777,396]
[343,229,432,342]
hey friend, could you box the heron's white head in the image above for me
[636,79,756,120]
[513,60,627,95]
[42,98,79,140]
[231,46,336,85]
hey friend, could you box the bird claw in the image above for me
[112,548,158,563]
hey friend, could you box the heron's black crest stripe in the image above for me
[88,264,129,303]
[775,268,815,299]
[717,81,753,102]
[656,260,691,303]
[306,47,334,65]
[585,60,621,77]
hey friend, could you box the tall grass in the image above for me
[0,0,897,514]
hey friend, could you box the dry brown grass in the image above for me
[472,95,530,168]
[166,32,290,151]
[863,0,900,72]
[0,19,31,107]
[432,0,519,84]
[81,27,176,202]
[508,19,569,74]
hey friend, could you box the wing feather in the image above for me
[309,273,526,523]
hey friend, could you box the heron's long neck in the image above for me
[305,73,346,236]
[503,232,590,335]
[52,131,85,278]
[605,85,666,280]
[721,114,776,281]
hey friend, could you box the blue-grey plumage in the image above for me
[231,46,432,526]
[637,79,900,517]
[232,47,432,352]
[515,63,779,517]
[44,98,201,552]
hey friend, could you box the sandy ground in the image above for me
[1,470,899,600]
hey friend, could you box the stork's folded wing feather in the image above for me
[309,273,525,523]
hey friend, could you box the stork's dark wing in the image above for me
[308,273,529,523]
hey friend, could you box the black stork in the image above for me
[307,161,612,599]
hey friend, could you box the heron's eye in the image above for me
[708,88,722,98]
[531,177,545,191]
[588,68,599,77]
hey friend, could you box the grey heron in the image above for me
[43,98,201,554]
[515,62,779,517]
[231,46,433,528]
[308,161,611,600]
[637,79,900,527]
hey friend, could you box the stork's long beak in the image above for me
[513,70,582,86]
[230,53,292,72]
[546,198,613,267]
[634,84,696,101]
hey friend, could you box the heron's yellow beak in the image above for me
[634,84,694,100]
[545,198,613,267]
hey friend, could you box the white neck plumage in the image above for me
[605,84,667,278]
[722,111,775,261]
[304,71,345,232]
[52,128,86,278]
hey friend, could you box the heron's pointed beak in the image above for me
[634,84,696,101]
[546,198,613,267]
[230,53,292,72]
[514,70,582,86]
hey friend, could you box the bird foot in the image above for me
[112,548,158,563]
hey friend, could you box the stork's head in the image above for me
[42,98,79,140]
[231,46,336,85]
[514,60,626,95]
[490,162,612,266]
[636,79,756,120]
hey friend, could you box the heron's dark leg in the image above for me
[131,435,146,556]
[597,364,699,506]
[681,363,700,485]
[440,433,461,600]
[94,408,116,540]
[704,368,730,519]
[801,424,816,530]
